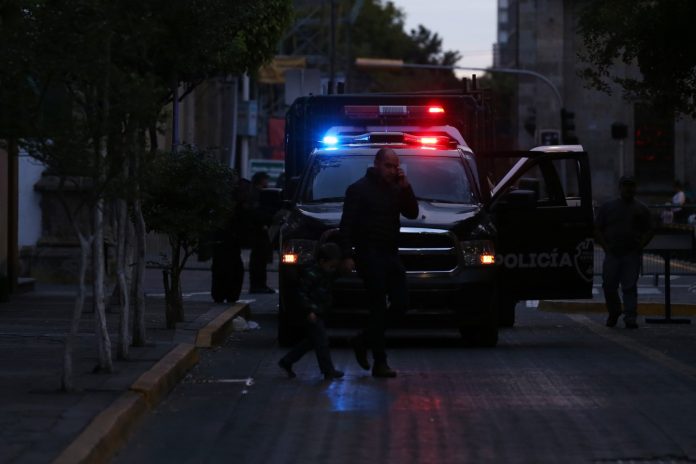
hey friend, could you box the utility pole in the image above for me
[329,0,337,94]
[240,73,250,179]
[228,75,238,170]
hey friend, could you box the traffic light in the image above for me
[560,108,578,144]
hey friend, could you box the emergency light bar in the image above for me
[344,105,446,119]
[320,131,457,148]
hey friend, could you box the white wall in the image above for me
[18,152,44,247]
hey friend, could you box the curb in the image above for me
[53,391,147,464]
[52,301,251,464]
[538,300,696,316]
[130,343,199,407]
[195,302,251,348]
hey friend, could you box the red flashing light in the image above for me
[420,137,439,145]
[344,105,445,119]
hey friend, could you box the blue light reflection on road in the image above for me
[325,380,393,413]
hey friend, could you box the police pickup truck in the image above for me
[277,93,594,347]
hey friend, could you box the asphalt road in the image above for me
[112,297,696,464]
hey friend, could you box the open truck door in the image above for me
[487,146,594,306]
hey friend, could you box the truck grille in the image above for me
[398,228,458,273]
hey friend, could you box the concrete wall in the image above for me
[17,152,44,247]
[0,146,8,276]
[512,0,696,204]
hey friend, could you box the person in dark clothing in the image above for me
[248,171,275,294]
[595,176,654,329]
[339,147,419,378]
[278,243,344,380]
[211,178,251,304]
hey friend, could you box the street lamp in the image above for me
[354,58,563,109]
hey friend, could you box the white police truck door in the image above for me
[489,149,594,300]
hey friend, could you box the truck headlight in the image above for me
[281,239,317,265]
[460,240,496,266]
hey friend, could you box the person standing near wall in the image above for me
[248,171,275,294]
[211,178,250,304]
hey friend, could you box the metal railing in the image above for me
[592,224,696,277]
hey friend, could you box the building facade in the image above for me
[496,0,696,202]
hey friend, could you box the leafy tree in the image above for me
[0,0,291,390]
[344,0,461,91]
[578,0,696,117]
[142,146,238,328]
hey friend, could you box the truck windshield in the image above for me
[303,154,476,204]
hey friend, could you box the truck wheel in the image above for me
[498,296,517,328]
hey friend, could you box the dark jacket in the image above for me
[339,167,419,256]
[297,262,336,318]
[595,198,653,256]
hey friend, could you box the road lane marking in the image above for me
[568,314,696,381]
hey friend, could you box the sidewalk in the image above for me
[537,275,696,317]
[0,263,277,464]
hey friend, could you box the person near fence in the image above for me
[595,176,654,329]
[277,243,344,380]
[672,180,688,224]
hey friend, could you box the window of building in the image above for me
[634,104,674,188]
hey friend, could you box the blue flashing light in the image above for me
[322,135,339,146]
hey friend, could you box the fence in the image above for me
[592,223,696,277]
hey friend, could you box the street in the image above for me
[113,282,696,464]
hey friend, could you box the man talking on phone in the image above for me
[339,147,419,377]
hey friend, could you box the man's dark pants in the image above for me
[249,234,273,289]
[280,318,335,374]
[602,251,642,323]
[211,242,244,303]
[354,247,408,364]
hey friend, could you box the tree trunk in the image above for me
[163,239,186,328]
[131,197,147,345]
[129,137,147,346]
[61,234,91,392]
[115,197,130,360]
[92,200,113,372]
[171,265,184,324]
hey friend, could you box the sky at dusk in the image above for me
[391,0,497,76]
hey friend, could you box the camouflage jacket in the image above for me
[297,261,336,318]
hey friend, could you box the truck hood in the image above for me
[294,200,482,229]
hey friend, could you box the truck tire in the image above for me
[498,296,517,328]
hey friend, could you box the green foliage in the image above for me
[0,0,293,141]
[578,0,696,116]
[142,146,238,252]
[347,0,462,92]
